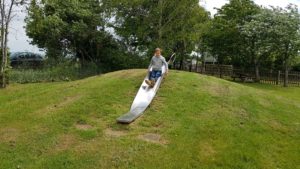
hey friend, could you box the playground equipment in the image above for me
[117,54,176,124]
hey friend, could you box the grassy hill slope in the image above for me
[0,70,299,169]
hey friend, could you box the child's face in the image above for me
[155,50,161,56]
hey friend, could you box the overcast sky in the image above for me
[8,0,300,53]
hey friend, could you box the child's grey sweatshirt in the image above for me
[148,55,169,71]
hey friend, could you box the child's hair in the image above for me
[155,48,162,52]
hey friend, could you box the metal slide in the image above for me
[117,54,175,124]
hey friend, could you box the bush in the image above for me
[9,50,149,84]
[101,53,148,72]
[0,51,10,86]
[10,61,100,84]
[292,63,300,71]
[0,72,9,86]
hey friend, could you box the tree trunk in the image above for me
[1,51,7,88]
[195,55,199,73]
[179,59,183,70]
[0,0,15,88]
[202,55,206,74]
[0,4,5,88]
[255,64,260,82]
[190,56,194,72]
[218,63,223,78]
[182,39,187,71]
[283,45,290,87]
[276,70,281,85]
[2,18,10,88]
[284,63,289,87]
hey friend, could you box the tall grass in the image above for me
[10,62,100,84]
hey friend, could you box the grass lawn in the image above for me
[0,70,299,169]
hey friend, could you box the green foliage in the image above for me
[293,63,300,71]
[24,0,300,77]
[240,8,278,76]
[9,52,147,84]
[203,0,300,73]
[215,0,260,23]
[271,5,300,70]
[10,61,99,84]
[0,71,9,85]
[239,5,300,84]
[202,18,236,64]
[107,0,209,61]
[202,0,260,67]
[26,0,139,70]
[292,57,300,71]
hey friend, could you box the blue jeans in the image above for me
[149,70,162,81]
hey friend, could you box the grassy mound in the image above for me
[0,70,299,169]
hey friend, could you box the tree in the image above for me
[107,0,209,68]
[201,0,260,77]
[240,8,277,82]
[26,0,122,68]
[213,0,260,68]
[241,5,300,86]
[0,0,25,88]
[207,2,300,87]
[271,5,300,87]
[201,18,234,77]
[201,0,261,73]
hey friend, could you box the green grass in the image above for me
[0,70,299,169]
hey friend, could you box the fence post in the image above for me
[276,70,281,85]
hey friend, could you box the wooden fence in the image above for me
[182,64,300,87]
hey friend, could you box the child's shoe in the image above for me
[150,80,156,87]
[145,80,152,86]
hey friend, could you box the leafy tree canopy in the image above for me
[106,0,209,61]
[26,0,140,71]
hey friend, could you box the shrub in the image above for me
[292,63,300,71]
[0,72,9,86]
[10,61,100,84]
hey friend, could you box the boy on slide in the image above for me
[145,48,169,87]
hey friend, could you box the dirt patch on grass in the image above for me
[258,98,273,108]
[206,82,231,97]
[199,142,217,159]
[73,139,102,155]
[0,128,20,145]
[75,124,94,131]
[268,120,289,133]
[105,128,128,138]
[274,95,300,108]
[137,133,168,145]
[50,95,82,110]
[54,134,77,152]
[148,96,166,113]
[236,109,250,126]
[34,95,82,116]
